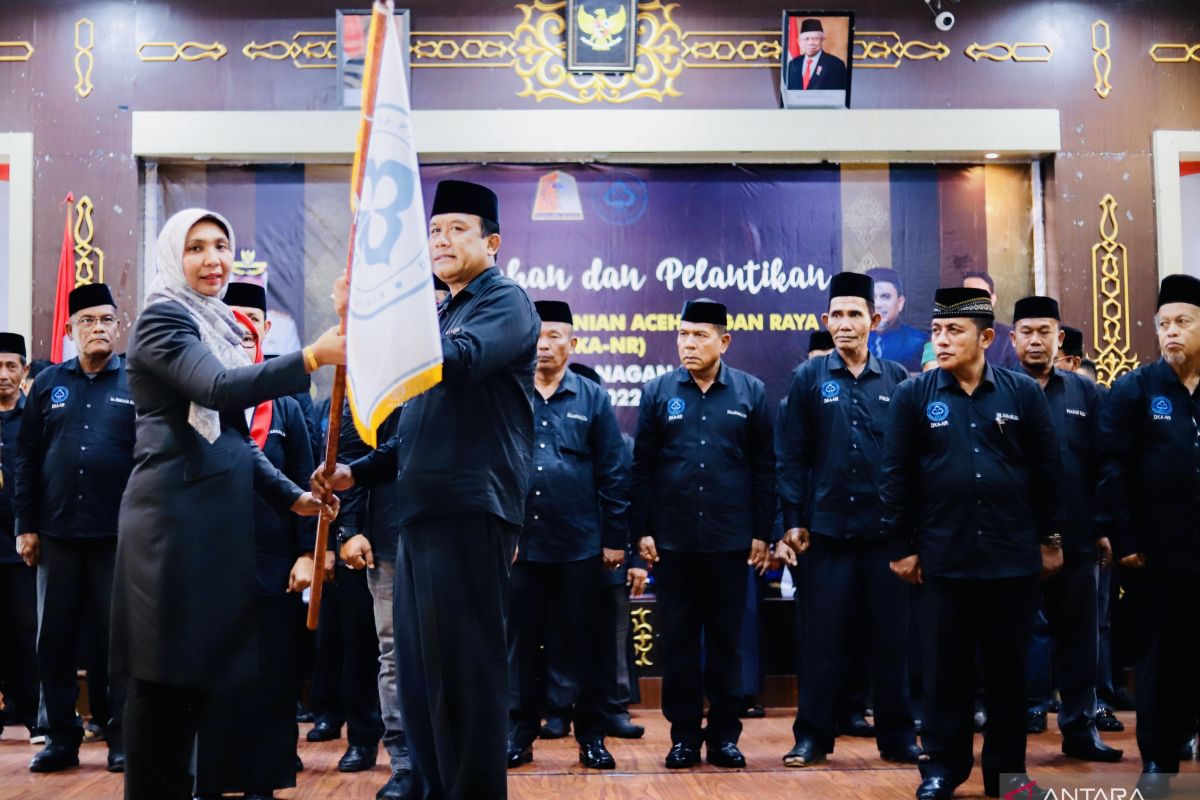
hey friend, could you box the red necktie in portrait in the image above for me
[803,58,815,90]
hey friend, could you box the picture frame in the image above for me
[337,8,412,109]
[566,0,638,73]
[780,10,855,110]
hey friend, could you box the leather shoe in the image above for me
[539,716,570,739]
[295,754,304,772]
[106,750,126,773]
[29,744,80,773]
[307,720,342,742]
[840,712,875,737]
[985,773,1048,799]
[664,742,700,769]
[376,768,415,799]
[740,704,766,719]
[707,741,746,769]
[916,777,954,800]
[579,740,616,770]
[1136,764,1173,800]
[337,744,378,773]
[606,717,645,739]
[507,742,533,769]
[881,744,923,764]
[1094,707,1124,732]
[783,740,826,768]
[1062,728,1123,762]
[1026,709,1048,734]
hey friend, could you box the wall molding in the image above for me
[0,132,34,337]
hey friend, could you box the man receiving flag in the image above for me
[314,7,540,798]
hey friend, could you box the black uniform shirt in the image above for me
[523,369,629,563]
[779,351,909,538]
[0,394,24,564]
[337,403,403,564]
[252,395,317,595]
[350,267,539,528]
[1039,368,1104,556]
[1097,358,1200,573]
[631,363,775,553]
[880,363,1062,579]
[13,356,136,538]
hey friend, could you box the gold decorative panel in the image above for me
[630,606,654,667]
[1091,20,1112,98]
[73,196,104,287]
[853,32,949,69]
[74,19,94,98]
[0,41,34,62]
[681,31,780,68]
[243,31,336,69]
[410,31,517,67]
[1148,43,1200,63]
[964,42,1053,62]
[1090,194,1138,386]
[137,41,228,62]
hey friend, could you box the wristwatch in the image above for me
[1041,533,1063,550]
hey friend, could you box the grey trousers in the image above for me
[367,559,411,772]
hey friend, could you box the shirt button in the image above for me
[700,463,706,469]
[79,469,84,475]
[78,494,84,500]
[852,421,858,426]
[849,496,855,503]
[80,446,87,451]
[84,424,89,430]
[698,511,704,517]
[970,423,977,429]
[542,421,548,427]
[852,443,858,449]
[851,468,857,474]
[533,514,539,520]
[973,447,980,454]
[701,415,707,421]
[539,443,546,449]
[699,486,705,492]
[537,466,543,472]
[977,530,983,535]
[975,473,982,479]
[852,399,858,404]
[86,403,91,408]
[535,490,541,496]
[700,439,706,445]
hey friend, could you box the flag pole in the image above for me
[308,1,390,631]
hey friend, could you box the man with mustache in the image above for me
[14,283,134,773]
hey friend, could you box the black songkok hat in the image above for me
[1156,274,1200,310]
[680,299,728,325]
[0,332,26,358]
[932,287,994,319]
[799,18,824,33]
[866,267,904,295]
[68,283,116,315]
[534,300,573,325]
[222,282,267,312]
[1061,326,1084,358]
[568,362,603,385]
[1012,295,1060,323]
[808,330,834,353]
[431,180,500,230]
[829,272,874,305]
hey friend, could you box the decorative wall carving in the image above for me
[0,41,34,62]
[964,42,1053,62]
[73,196,104,287]
[1148,43,1200,63]
[74,19,94,97]
[631,606,654,667]
[137,41,228,62]
[1090,194,1139,386]
[243,31,337,69]
[853,31,949,69]
[1091,20,1112,98]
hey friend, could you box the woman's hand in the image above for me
[307,326,346,369]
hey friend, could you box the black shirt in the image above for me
[252,395,317,595]
[337,404,403,564]
[631,363,775,553]
[523,369,629,563]
[880,364,1062,579]
[778,351,909,539]
[350,267,540,528]
[1038,368,1104,557]
[1097,358,1200,573]
[0,393,24,564]
[14,356,136,538]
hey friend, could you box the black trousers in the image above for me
[508,557,606,747]
[394,512,517,800]
[35,535,124,750]
[794,536,916,754]
[919,575,1038,787]
[654,549,747,748]
[0,561,38,730]
[124,678,206,800]
[1041,558,1100,732]
[310,563,384,747]
[1133,569,1200,771]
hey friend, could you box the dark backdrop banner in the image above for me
[158,162,1034,429]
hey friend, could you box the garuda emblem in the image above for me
[577,4,627,52]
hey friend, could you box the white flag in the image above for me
[345,3,442,447]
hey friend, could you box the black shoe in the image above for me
[579,740,616,770]
[376,768,415,799]
[782,740,826,768]
[916,777,954,800]
[1094,708,1125,732]
[295,754,304,772]
[307,720,342,742]
[106,750,126,773]
[507,742,533,769]
[296,707,315,723]
[1062,728,1123,762]
[985,773,1049,799]
[606,717,645,739]
[539,717,570,739]
[881,744,923,764]
[1136,764,1173,800]
[29,744,80,773]
[740,704,766,719]
[1026,709,1047,734]
[664,742,700,769]
[337,744,378,773]
[840,712,875,737]
[707,741,746,769]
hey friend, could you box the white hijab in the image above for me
[145,208,250,443]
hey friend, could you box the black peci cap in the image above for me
[431,180,499,230]
[68,283,116,315]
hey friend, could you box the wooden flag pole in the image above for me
[307,1,389,631]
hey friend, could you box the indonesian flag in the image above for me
[344,0,442,447]
[51,194,76,363]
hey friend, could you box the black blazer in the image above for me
[786,51,848,91]
[112,300,310,688]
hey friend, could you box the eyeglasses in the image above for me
[75,315,118,328]
[240,333,257,349]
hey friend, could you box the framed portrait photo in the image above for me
[781,10,855,109]
[337,7,411,109]
[566,0,637,73]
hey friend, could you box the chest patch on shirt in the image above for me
[109,395,134,407]
[1150,396,1173,419]
[726,408,747,419]
[878,394,891,403]
[667,397,685,419]
[566,412,589,422]
[926,401,949,424]
[50,385,69,405]
[820,380,840,401]
[1065,408,1087,418]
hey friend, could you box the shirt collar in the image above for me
[0,392,24,415]
[827,349,882,376]
[936,362,996,393]
[448,266,500,304]
[64,354,120,376]
[555,369,581,397]
[674,361,728,387]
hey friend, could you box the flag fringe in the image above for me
[347,362,443,448]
